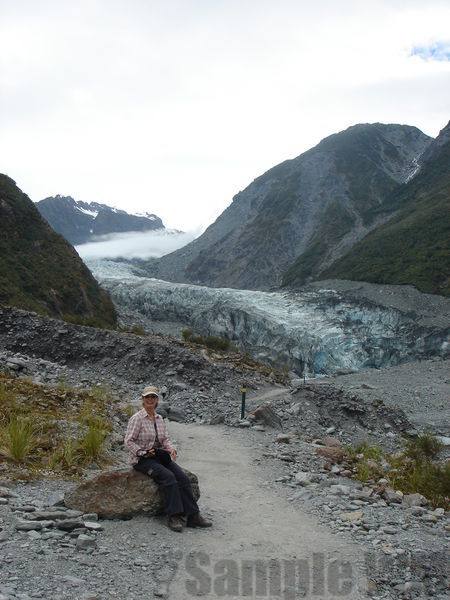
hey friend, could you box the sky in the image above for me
[1,0,449,234]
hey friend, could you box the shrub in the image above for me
[404,431,443,462]
[355,441,383,460]
[0,414,36,462]
[131,324,147,336]
[182,328,194,341]
[50,434,80,470]
[89,383,112,405]
[204,336,230,352]
[182,329,230,352]
[79,423,107,461]
[346,433,449,509]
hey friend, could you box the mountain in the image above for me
[144,123,431,289]
[319,121,450,296]
[35,195,164,245]
[0,175,116,325]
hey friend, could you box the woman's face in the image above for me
[142,393,158,412]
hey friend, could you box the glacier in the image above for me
[87,259,449,377]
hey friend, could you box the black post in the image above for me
[241,384,246,419]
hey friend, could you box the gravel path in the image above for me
[0,422,369,600]
[167,422,368,599]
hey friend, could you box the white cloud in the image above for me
[75,229,199,260]
[0,1,449,231]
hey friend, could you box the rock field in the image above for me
[0,305,448,599]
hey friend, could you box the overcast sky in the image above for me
[1,0,449,232]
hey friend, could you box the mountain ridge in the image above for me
[319,121,450,296]
[36,195,164,245]
[141,122,432,290]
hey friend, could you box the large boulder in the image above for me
[64,468,199,519]
[251,402,283,429]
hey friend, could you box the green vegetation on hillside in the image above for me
[0,174,116,324]
[344,433,449,509]
[321,136,450,296]
[0,374,115,477]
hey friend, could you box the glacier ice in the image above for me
[88,260,449,377]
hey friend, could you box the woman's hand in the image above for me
[137,448,155,458]
[170,448,177,461]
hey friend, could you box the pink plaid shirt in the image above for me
[124,409,175,465]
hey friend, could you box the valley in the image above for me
[1,117,449,599]
[88,259,450,379]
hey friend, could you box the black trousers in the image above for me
[134,457,199,518]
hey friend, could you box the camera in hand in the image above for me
[140,448,171,466]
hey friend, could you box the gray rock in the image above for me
[82,513,98,521]
[16,520,43,531]
[47,492,65,507]
[0,530,9,542]
[410,506,428,516]
[329,485,352,496]
[0,486,18,498]
[382,488,403,504]
[171,382,189,391]
[60,575,85,585]
[76,534,96,550]
[26,509,83,521]
[421,513,438,523]
[382,526,398,534]
[294,471,312,486]
[436,435,450,446]
[210,414,225,425]
[402,493,428,507]
[251,402,283,429]
[83,522,103,531]
[166,408,187,423]
[56,519,85,531]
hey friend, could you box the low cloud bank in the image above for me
[75,229,198,260]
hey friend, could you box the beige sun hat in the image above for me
[141,385,159,397]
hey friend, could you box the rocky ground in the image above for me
[0,305,448,599]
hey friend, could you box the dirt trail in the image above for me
[166,422,369,599]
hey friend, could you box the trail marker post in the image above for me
[241,384,246,419]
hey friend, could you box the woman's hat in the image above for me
[142,385,159,397]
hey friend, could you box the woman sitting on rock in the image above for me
[124,385,212,532]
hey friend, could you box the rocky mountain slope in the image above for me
[0,175,116,326]
[143,123,432,290]
[318,121,450,296]
[36,195,164,245]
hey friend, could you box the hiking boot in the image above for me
[168,516,183,532]
[186,513,212,528]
